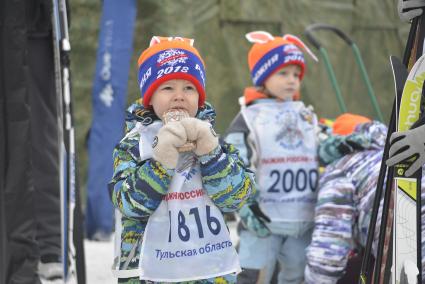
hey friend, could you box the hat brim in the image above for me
[259,60,305,86]
[142,72,206,108]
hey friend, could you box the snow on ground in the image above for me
[85,238,115,284]
[40,238,116,284]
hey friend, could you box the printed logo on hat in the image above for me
[282,44,304,64]
[282,44,300,54]
[140,67,152,90]
[153,49,191,80]
[156,49,189,67]
[251,50,280,85]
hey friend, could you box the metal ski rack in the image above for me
[304,23,384,121]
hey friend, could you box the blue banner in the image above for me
[86,0,137,239]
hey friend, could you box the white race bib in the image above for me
[139,142,241,281]
[242,101,319,222]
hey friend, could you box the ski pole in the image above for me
[305,23,384,121]
[0,172,5,284]
[359,19,419,283]
[359,101,397,284]
[51,0,85,282]
[373,168,395,284]
[0,102,5,284]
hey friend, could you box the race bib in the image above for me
[242,101,319,222]
[139,153,241,282]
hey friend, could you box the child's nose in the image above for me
[173,90,185,101]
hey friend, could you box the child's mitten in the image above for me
[239,203,271,238]
[180,118,219,156]
[152,121,187,169]
[163,109,195,152]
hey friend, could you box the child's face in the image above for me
[150,79,199,119]
[264,65,301,101]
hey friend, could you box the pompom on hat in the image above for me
[332,113,372,136]
[137,36,206,108]
[246,31,318,86]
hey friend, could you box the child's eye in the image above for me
[184,85,195,91]
[161,86,173,91]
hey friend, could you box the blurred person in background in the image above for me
[225,31,320,284]
[1,0,67,282]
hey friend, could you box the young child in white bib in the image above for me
[109,36,256,284]
[225,31,319,284]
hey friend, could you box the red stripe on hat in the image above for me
[142,72,206,108]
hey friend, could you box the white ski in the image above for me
[393,54,425,284]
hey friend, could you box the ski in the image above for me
[359,14,422,283]
[392,53,425,284]
[375,56,409,284]
[375,56,408,283]
[359,60,407,284]
[51,0,82,282]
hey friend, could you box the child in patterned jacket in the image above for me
[305,115,425,283]
[109,36,256,284]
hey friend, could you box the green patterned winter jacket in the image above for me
[109,100,256,283]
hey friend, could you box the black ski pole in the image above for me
[373,168,395,284]
[0,117,5,284]
[359,18,418,284]
[359,99,397,284]
[51,0,85,282]
[0,19,6,284]
[0,1,7,282]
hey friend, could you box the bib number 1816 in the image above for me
[168,205,221,242]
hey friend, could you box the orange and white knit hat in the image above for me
[137,36,206,107]
[246,31,318,86]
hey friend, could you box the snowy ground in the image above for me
[85,238,115,284]
[40,239,115,284]
[84,221,239,283]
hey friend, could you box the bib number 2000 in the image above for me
[168,205,221,242]
[267,169,318,193]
